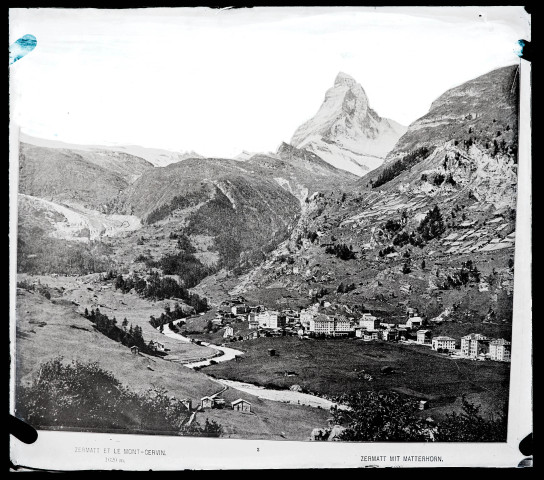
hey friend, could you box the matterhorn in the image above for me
[290,72,407,176]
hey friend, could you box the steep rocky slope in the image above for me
[290,72,406,176]
[219,65,519,330]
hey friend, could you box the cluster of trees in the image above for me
[83,308,156,355]
[17,232,114,276]
[146,252,212,289]
[371,146,434,189]
[16,280,54,300]
[149,303,188,330]
[337,282,356,294]
[140,232,213,289]
[146,191,205,225]
[383,219,403,234]
[325,243,356,260]
[417,206,446,241]
[113,272,208,313]
[16,357,223,437]
[311,287,329,303]
[306,230,319,243]
[378,245,396,257]
[439,260,481,290]
[377,206,445,257]
[330,391,506,442]
[422,172,457,187]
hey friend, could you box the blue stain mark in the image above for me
[9,34,37,66]
[516,39,532,61]
[515,40,525,58]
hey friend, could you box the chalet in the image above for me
[231,399,252,413]
[489,339,511,362]
[213,398,226,409]
[355,327,363,338]
[406,307,419,318]
[431,336,456,352]
[380,322,395,329]
[130,346,139,355]
[212,316,224,326]
[382,328,399,341]
[416,330,432,344]
[406,316,424,329]
[364,330,380,341]
[223,325,234,338]
[200,396,215,409]
[231,304,250,315]
[148,340,165,352]
[461,333,490,358]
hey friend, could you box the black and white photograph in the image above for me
[9,6,532,470]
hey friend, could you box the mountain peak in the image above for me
[334,72,357,87]
[290,73,406,176]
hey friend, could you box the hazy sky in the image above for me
[9,7,530,158]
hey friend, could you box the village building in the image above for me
[431,336,456,352]
[231,399,252,413]
[231,304,250,315]
[382,328,399,341]
[406,316,424,329]
[359,313,380,330]
[364,330,380,341]
[200,396,215,409]
[300,308,317,329]
[256,310,286,329]
[461,333,490,358]
[148,340,165,352]
[416,330,432,345]
[380,322,395,329]
[212,316,224,326]
[406,307,419,318]
[489,338,511,362]
[223,325,234,338]
[332,315,351,336]
[130,346,139,355]
[248,314,260,330]
[310,314,335,335]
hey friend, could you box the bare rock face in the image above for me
[290,72,406,177]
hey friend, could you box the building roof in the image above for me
[433,336,456,341]
[201,396,214,401]
[314,314,334,322]
[490,338,511,346]
[231,398,251,406]
[417,329,431,334]
[462,333,489,340]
